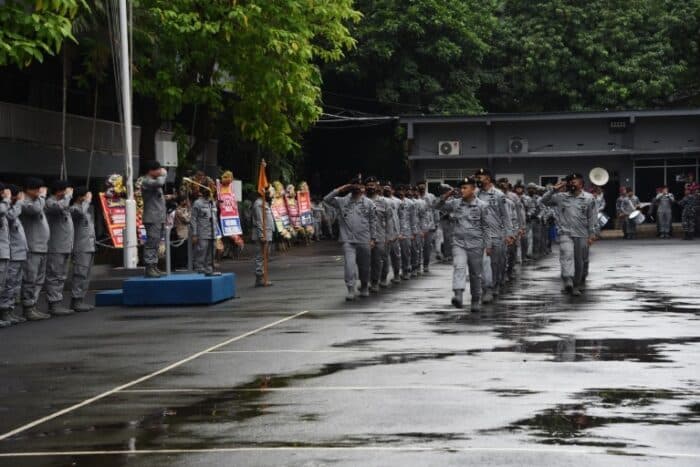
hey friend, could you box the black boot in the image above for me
[1,308,20,325]
[71,298,94,312]
[145,265,161,278]
[48,301,74,316]
[24,306,51,321]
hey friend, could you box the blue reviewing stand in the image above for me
[96,273,236,307]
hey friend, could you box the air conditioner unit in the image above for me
[508,137,528,154]
[438,141,460,156]
[155,140,179,167]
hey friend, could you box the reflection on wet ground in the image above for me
[0,241,699,465]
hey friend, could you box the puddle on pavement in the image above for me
[487,387,699,448]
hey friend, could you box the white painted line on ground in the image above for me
[0,310,310,442]
[0,447,697,458]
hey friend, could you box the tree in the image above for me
[481,0,700,111]
[0,0,86,67]
[131,0,360,167]
[323,0,499,115]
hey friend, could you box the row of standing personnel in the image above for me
[0,178,96,327]
[321,170,581,311]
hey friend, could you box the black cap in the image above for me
[459,177,476,187]
[474,168,492,178]
[365,176,378,183]
[24,177,44,190]
[8,184,20,196]
[50,179,71,193]
[567,172,584,181]
[143,160,162,172]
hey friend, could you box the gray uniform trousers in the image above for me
[440,219,454,260]
[411,236,423,271]
[370,242,386,285]
[45,252,70,303]
[22,252,47,307]
[452,245,483,302]
[482,240,506,291]
[399,238,412,275]
[0,261,22,309]
[144,223,164,265]
[194,240,214,274]
[343,242,371,288]
[0,260,7,303]
[657,210,672,235]
[422,230,434,268]
[558,234,589,286]
[71,252,94,299]
[381,240,401,281]
[254,241,271,277]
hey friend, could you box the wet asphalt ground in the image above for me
[0,239,699,466]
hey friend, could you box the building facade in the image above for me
[402,109,700,219]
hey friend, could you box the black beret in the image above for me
[143,160,162,172]
[474,168,492,178]
[50,179,71,193]
[24,177,45,190]
[8,184,20,196]
[73,186,90,198]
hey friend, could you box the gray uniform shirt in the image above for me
[654,193,675,212]
[437,196,490,249]
[397,197,412,237]
[20,196,50,253]
[141,174,167,224]
[477,186,514,239]
[323,190,377,244]
[369,195,390,244]
[541,189,597,238]
[251,198,274,242]
[46,194,74,254]
[385,196,400,241]
[0,195,9,259]
[190,197,219,240]
[70,200,96,253]
[422,192,438,231]
[407,198,421,235]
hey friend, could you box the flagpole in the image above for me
[119,0,138,268]
[260,159,269,285]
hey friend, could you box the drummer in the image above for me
[618,188,639,240]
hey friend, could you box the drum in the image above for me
[597,212,609,229]
[629,210,645,225]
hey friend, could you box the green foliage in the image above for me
[324,0,499,114]
[0,0,86,67]
[132,0,360,155]
[482,0,700,111]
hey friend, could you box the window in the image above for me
[540,175,564,186]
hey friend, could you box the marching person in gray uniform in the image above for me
[324,178,377,300]
[499,179,523,281]
[418,181,438,273]
[69,187,96,312]
[141,160,167,278]
[409,187,424,277]
[438,184,455,263]
[365,177,389,293]
[396,185,413,279]
[474,169,514,304]
[44,180,75,316]
[190,191,220,276]
[0,185,28,325]
[653,186,675,239]
[252,189,274,287]
[20,177,51,321]
[436,178,488,312]
[0,184,10,327]
[541,173,597,296]
[381,182,401,286]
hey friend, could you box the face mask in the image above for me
[366,188,376,196]
[567,183,576,192]
[476,180,484,189]
[383,189,392,197]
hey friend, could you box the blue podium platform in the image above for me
[95,273,236,306]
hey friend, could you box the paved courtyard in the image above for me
[0,239,699,466]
